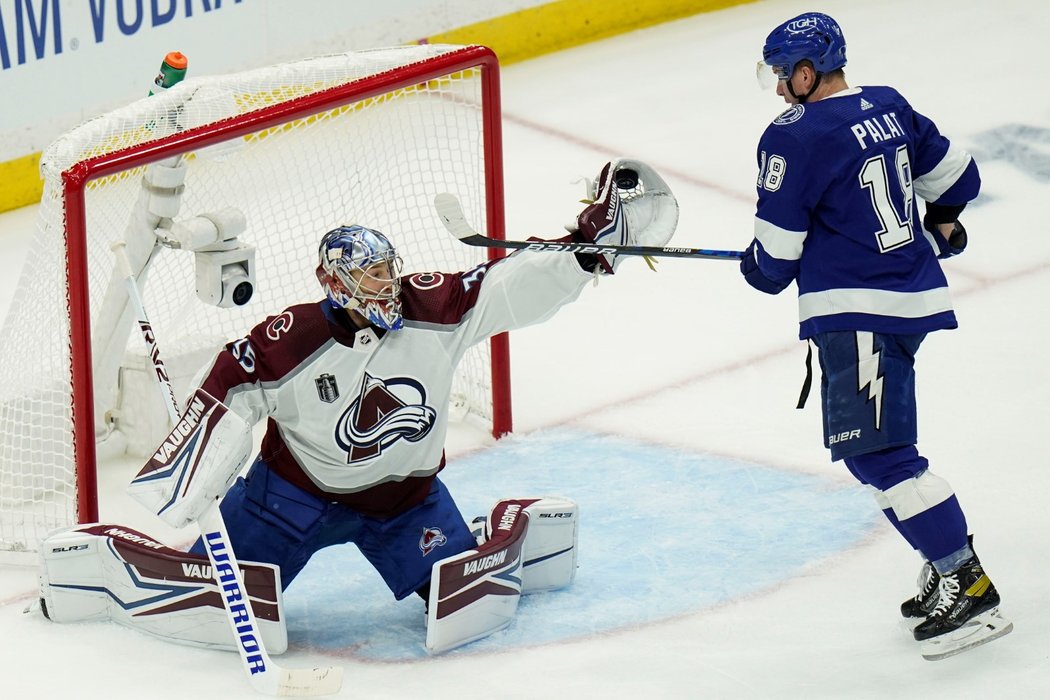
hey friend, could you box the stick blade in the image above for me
[433,193,475,240]
[261,664,343,697]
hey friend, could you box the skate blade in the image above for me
[920,608,1014,661]
[899,616,924,634]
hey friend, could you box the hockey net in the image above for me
[0,44,511,554]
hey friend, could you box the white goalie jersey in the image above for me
[194,248,591,519]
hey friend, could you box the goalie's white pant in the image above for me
[425,496,578,654]
[38,523,288,653]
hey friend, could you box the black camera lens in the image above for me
[231,281,253,306]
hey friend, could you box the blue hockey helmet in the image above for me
[761,12,847,81]
[316,225,404,330]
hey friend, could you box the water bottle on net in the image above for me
[148,51,188,96]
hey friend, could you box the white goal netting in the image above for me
[0,44,507,554]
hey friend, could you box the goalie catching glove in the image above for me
[571,158,679,274]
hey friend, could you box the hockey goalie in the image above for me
[38,157,679,654]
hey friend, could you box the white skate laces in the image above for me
[928,573,961,617]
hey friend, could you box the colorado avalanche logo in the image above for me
[419,526,448,556]
[335,372,437,464]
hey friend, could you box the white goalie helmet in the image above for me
[316,225,404,330]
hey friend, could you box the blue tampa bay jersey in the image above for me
[749,85,981,338]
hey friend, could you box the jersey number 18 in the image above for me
[859,145,915,253]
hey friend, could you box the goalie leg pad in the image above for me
[424,496,579,653]
[39,523,287,653]
[475,496,579,593]
[518,496,578,593]
[425,499,533,654]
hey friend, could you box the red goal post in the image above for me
[0,45,512,555]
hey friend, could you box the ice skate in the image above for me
[900,559,940,620]
[901,536,972,629]
[913,556,1013,660]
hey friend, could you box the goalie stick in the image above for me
[114,243,343,697]
[433,192,744,261]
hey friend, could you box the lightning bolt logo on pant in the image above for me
[855,331,885,430]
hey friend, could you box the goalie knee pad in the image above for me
[39,523,287,653]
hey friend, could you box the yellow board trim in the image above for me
[0,152,43,213]
[0,0,756,214]
[424,0,757,66]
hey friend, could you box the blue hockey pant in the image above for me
[189,458,477,599]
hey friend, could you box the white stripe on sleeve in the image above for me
[754,217,806,261]
[914,148,972,201]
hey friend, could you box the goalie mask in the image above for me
[316,225,404,331]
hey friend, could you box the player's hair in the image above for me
[794,59,846,81]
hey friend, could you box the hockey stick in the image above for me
[434,192,745,260]
[113,244,343,697]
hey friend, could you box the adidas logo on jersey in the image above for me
[860,97,874,111]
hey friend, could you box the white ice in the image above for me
[1,0,1049,697]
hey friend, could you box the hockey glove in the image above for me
[572,158,679,274]
[740,240,791,294]
[923,215,968,259]
[574,161,627,274]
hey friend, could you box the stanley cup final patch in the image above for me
[315,373,340,403]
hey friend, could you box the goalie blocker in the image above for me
[38,523,287,653]
[127,387,253,529]
[426,496,578,654]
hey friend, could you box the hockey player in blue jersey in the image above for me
[741,12,1011,659]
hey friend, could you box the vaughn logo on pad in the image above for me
[127,388,252,528]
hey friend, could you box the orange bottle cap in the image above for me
[164,51,188,69]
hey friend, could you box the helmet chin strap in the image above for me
[786,70,823,104]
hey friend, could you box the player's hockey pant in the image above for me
[189,458,476,598]
[814,330,972,573]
